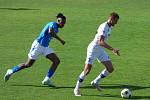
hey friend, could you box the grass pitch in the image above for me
[0,0,150,100]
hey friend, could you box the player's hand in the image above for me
[112,48,120,56]
[61,40,65,45]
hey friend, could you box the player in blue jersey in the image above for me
[4,13,66,87]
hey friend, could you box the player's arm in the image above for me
[49,28,65,45]
[98,35,120,56]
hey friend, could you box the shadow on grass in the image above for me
[11,83,150,90]
[82,84,150,99]
[83,93,121,98]
[11,84,50,87]
[82,83,150,91]
[10,83,150,99]
[131,96,150,99]
[0,7,40,10]
[10,84,74,89]
[83,94,150,99]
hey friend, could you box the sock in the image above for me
[12,66,21,73]
[47,69,54,79]
[93,69,109,84]
[75,71,85,90]
[43,76,49,82]
[43,69,54,82]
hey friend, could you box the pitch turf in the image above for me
[0,0,150,100]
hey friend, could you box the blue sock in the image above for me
[12,66,21,73]
[47,69,54,78]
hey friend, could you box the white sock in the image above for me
[43,76,49,81]
[75,71,85,90]
[93,69,109,84]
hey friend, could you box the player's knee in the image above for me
[19,63,25,67]
[52,58,60,65]
[56,58,60,65]
[108,67,114,73]
[25,63,32,68]
[57,59,60,65]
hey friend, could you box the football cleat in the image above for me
[4,69,13,82]
[74,89,81,96]
[91,81,102,91]
[42,79,56,87]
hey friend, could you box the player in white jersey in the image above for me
[4,13,66,87]
[74,12,120,96]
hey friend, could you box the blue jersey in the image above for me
[37,22,59,47]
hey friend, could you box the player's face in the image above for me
[111,17,119,26]
[58,18,66,28]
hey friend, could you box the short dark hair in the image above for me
[110,12,119,19]
[56,13,66,20]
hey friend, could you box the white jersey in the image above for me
[85,22,112,64]
[90,22,112,48]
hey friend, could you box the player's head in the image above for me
[56,13,66,28]
[108,12,119,26]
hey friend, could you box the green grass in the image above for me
[0,0,150,100]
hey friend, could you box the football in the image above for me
[121,88,132,99]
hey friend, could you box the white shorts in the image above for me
[28,40,54,60]
[85,44,110,64]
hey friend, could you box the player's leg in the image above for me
[74,51,94,96]
[42,53,60,87]
[4,59,35,82]
[74,64,92,96]
[11,39,40,73]
[92,61,113,88]
[74,44,95,96]
[4,40,40,82]
[12,59,35,73]
[91,48,113,90]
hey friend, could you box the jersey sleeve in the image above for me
[52,23,59,33]
[48,23,53,29]
[48,22,58,33]
[97,24,106,36]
